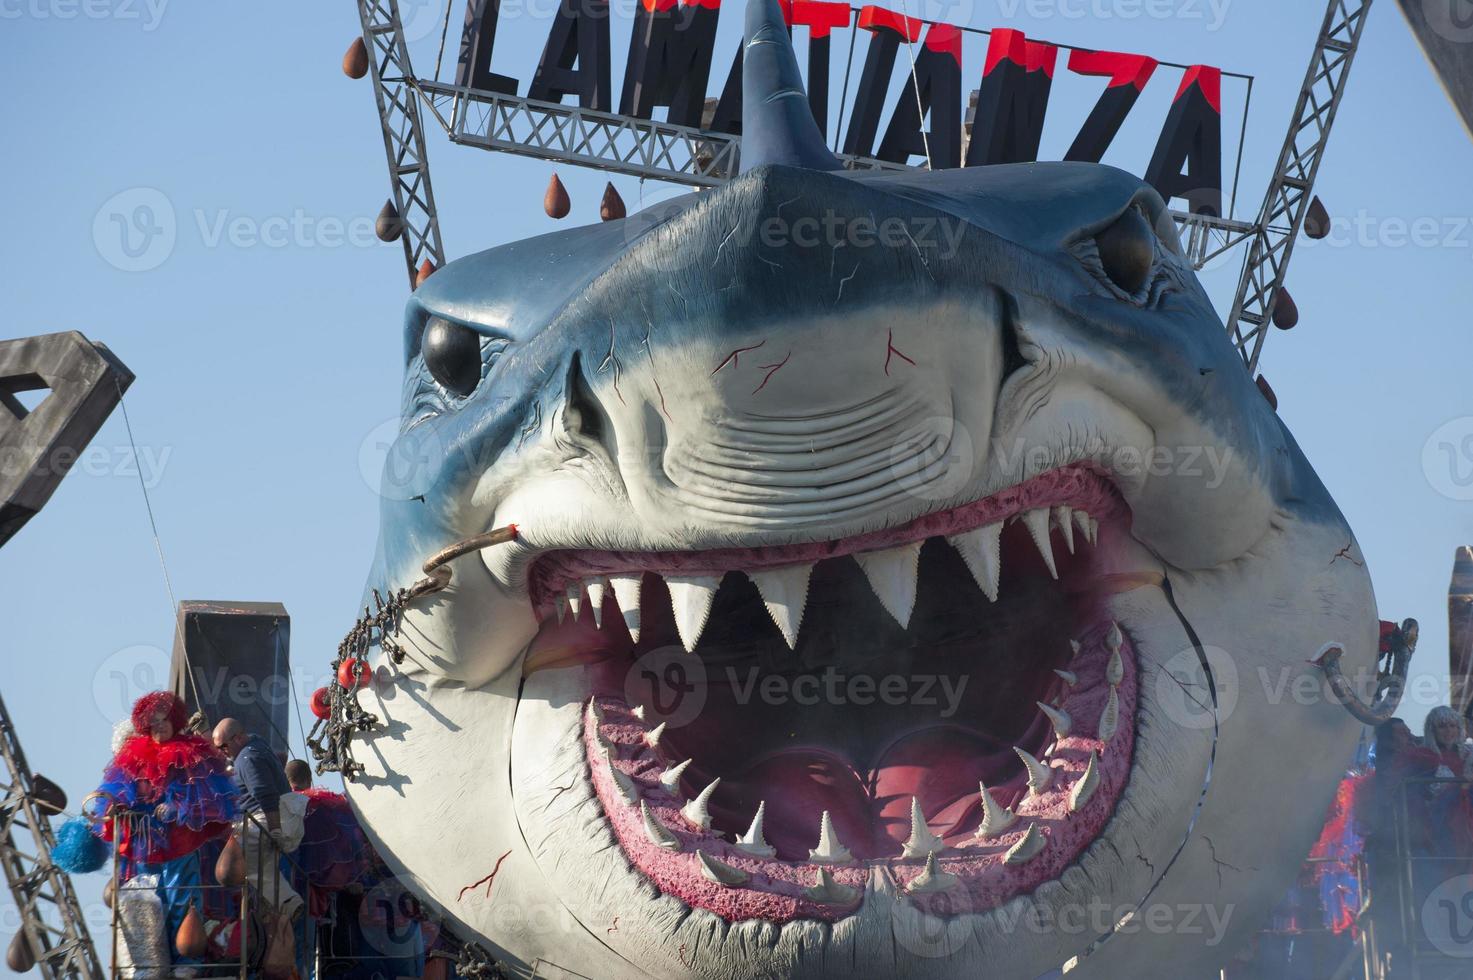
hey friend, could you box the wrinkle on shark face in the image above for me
[343,2,1378,976]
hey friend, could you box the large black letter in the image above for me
[455,0,517,94]
[965,29,1056,167]
[792,0,852,137]
[621,0,721,127]
[528,0,612,110]
[1145,66,1224,217]
[1063,49,1157,163]
[841,5,921,157]
[877,24,962,168]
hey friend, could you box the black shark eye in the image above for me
[1094,207,1156,295]
[422,317,482,397]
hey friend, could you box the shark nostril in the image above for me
[999,290,1027,381]
[565,352,610,447]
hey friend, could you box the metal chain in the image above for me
[308,526,519,781]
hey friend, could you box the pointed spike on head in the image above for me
[740,0,843,173]
[414,259,436,288]
[544,172,571,219]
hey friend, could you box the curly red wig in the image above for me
[130,691,189,737]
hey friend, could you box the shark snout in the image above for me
[586,299,1004,530]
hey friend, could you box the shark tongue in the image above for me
[714,750,875,861]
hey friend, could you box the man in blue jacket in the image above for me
[213,717,304,918]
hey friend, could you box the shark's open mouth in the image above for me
[517,464,1139,922]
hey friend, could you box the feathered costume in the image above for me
[82,692,238,867]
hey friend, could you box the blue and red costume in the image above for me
[83,692,239,966]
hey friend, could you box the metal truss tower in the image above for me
[355,0,448,288]
[0,693,103,979]
[1227,0,1374,374]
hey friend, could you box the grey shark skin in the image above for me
[346,1,1377,976]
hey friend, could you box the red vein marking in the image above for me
[884,330,916,376]
[711,340,767,376]
[752,352,792,393]
[457,850,513,902]
[607,917,620,935]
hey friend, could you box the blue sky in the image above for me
[2,0,1472,965]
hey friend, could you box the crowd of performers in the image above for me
[1226,704,1473,978]
[52,692,447,978]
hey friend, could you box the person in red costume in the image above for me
[83,692,239,972]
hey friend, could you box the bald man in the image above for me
[213,718,303,918]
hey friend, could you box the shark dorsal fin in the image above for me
[739,0,843,173]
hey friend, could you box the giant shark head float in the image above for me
[345,1,1378,974]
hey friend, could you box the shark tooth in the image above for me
[585,577,608,628]
[609,573,643,642]
[665,574,722,652]
[804,867,859,904]
[680,778,720,830]
[1106,649,1124,687]
[1085,514,1099,545]
[854,542,923,628]
[1022,508,1059,579]
[808,811,853,864]
[975,783,1018,839]
[644,721,667,750]
[948,522,1003,601]
[603,748,639,805]
[566,580,584,618]
[1052,505,1075,553]
[1036,701,1073,740]
[695,849,749,887]
[1105,620,1123,653]
[1015,747,1054,796]
[586,698,605,724]
[631,704,647,722]
[1004,823,1045,865]
[901,797,945,859]
[1099,687,1120,746]
[735,802,777,858]
[1054,668,1078,686]
[749,564,813,649]
[1072,508,1092,544]
[659,758,691,793]
[1069,751,1101,813]
[1069,639,1081,659]
[639,801,681,851]
[906,851,959,895]
[554,595,568,623]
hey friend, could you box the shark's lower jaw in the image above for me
[519,464,1138,923]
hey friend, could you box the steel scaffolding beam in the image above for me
[416,79,1252,271]
[0,693,103,979]
[356,0,447,288]
[1226,0,1374,374]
